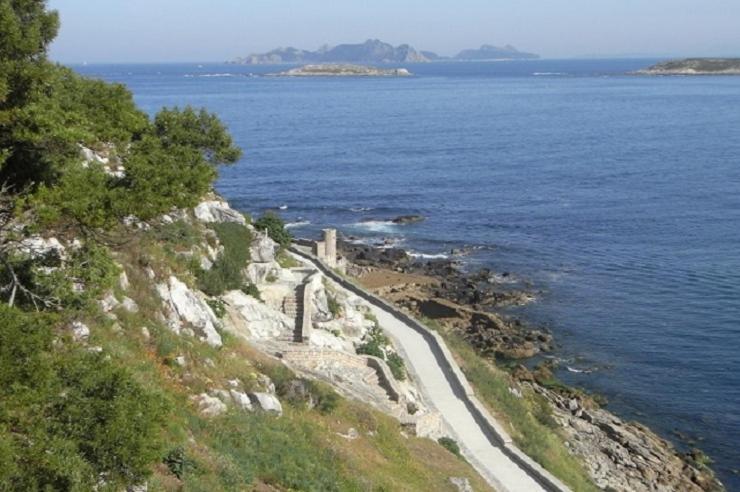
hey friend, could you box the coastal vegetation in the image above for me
[420,317,598,491]
[0,2,492,490]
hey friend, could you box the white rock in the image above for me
[221,290,292,341]
[212,389,232,403]
[70,321,90,342]
[249,231,277,263]
[248,392,283,416]
[509,387,523,399]
[194,200,246,225]
[308,329,353,352]
[80,145,109,165]
[337,428,359,440]
[227,379,241,388]
[230,390,254,411]
[449,477,474,492]
[119,271,130,291]
[99,292,120,313]
[191,393,227,418]
[157,276,223,348]
[175,355,187,367]
[257,374,275,394]
[141,327,151,340]
[17,236,65,260]
[121,297,139,313]
[199,256,213,271]
[245,261,282,286]
[310,277,332,323]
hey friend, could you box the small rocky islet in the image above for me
[636,58,740,75]
[271,64,412,77]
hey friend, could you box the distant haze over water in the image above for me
[75,60,740,488]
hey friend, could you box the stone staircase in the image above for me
[280,285,305,343]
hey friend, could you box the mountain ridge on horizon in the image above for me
[233,39,539,64]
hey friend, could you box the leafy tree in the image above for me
[254,212,292,247]
[153,106,241,165]
[0,0,60,180]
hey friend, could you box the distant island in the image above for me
[233,39,539,64]
[454,44,539,61]
[637,58,740,75]
[270,64,412,77]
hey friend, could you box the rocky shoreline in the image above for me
[336,236,724,491]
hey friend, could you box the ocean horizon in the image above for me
[76,59,740,488]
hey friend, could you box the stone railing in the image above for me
[289,245,571,492]
[279,346,404,405]
[365,355,404,404]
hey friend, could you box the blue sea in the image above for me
[76,60,740,488]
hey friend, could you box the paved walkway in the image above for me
[368,305,545,492]
[292,249,547,492]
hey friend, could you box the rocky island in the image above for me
[272,64,412,77]
[234,38,539,64]
[637,58,740,75]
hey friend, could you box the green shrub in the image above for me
[327,296,342,318]
[241,282,261,300]
[0,306,169,490]
[438,437,461,457]
[309,380,341,415]
[0,240,119,311]
[206,299,226,319]
[163,446,195,480]
[356,325,407,381]
[196,222,253,296]
[356,338,385,360]
[386,352,407,381]
[254,212,292,247]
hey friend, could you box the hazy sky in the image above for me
[47,0,740,63]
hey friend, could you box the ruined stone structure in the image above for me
[314,228,338,268]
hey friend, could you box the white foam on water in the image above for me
[352,220,398,234]
[285,220,310,229]
[409,252,449,260]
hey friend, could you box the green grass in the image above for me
[276,248,300,269]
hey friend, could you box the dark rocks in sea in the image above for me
[339,239,550,359]
[392,214,425,224]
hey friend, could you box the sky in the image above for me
[47,0,740,63]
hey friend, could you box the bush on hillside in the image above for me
[438,437,462,457]
[0,305,168,490]
[197,222,253,296]
[254,212,292,247]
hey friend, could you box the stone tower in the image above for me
[322,229,337,267]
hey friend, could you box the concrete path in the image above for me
[368,305,546,492]
[291,247,547,491]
